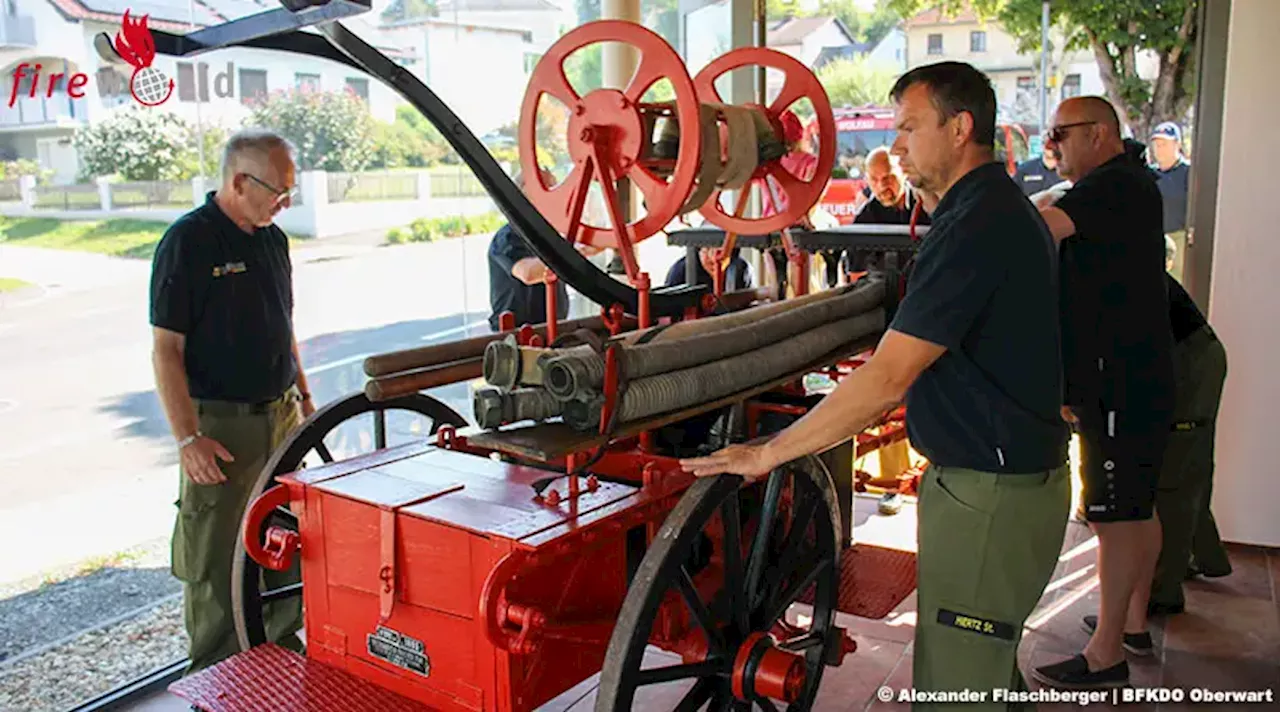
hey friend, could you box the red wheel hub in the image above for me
[518,21,701,274]
[731,632,807,704]
[692,47,836,234]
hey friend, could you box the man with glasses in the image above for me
[1031,97,1174,690]
[149,129,311,673]
[683,62,1071,707]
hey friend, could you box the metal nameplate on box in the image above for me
[367,625,430,677]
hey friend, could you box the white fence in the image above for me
[0,170,497,239]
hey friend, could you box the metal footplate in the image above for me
[169,644,435,712]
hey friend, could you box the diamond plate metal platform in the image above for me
[800,543,918,619]
[168,643,435,712]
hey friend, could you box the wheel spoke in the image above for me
[746,470,784,610]
[757,698,780,712]
[262,582,303,603]
[675,677,717,712]
[634,660,725,687]
[766,555,833,629]
[768,75,806,116]
[757,495,817,610]
[624,53,667,104]
[374,409,387,449]
[535,60,579,108]
[720,485,748,636]
[677,565,725,654]
[629,165,667,211]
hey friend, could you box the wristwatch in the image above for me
[177,431,202,450]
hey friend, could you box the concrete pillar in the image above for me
[19,175,36,208]
[416,170,433,202]
[191,176,206,207]
[1202,0,1280,547]
[601,0,641,90]
[95,177,112,211]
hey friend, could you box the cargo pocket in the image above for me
[920,467,994,608]
[171,478,229,584]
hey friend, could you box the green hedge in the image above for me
[386,212,506,244]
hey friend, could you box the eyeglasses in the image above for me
[243,173,299,205]
[1045,121,1097,144]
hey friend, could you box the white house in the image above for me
[435,0,566,53]
[767,15,856,68]
[380,16,538,137]
[0,0,419,183]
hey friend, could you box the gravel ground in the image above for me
[0,598,187,712]
[0,537,178,664]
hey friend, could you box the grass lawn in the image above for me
[0,217,168,259]
[0,277,34,292]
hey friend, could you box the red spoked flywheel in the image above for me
[692,47,836,235]
[518,21,702,280]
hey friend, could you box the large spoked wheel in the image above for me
[230,392,467,652]
[596,457,842,711]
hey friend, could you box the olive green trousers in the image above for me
[171,387,304,674]
[1151,326,1231,608]
[914,463,1071,710]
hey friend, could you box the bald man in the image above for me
[151,129,310,673]
[1031,97,1174,690]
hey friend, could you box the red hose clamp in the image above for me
[242,484,299,572]
[436,424,457,450]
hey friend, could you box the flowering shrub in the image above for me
[247,89,376,172]
[73,108,194,181]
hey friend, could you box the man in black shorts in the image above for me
[683,62,1071,707]
[1032,97,1174,689]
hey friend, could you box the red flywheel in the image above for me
[518,21,702,280]
[692,47,836,235]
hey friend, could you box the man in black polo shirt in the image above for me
[1012,151,1062,197]
[486,169,571,331]
[682,62,1071,706]
[150,129,312,673]
[843,147,932,277]
[1150,121,1191,280]
[1031,97,1174,690]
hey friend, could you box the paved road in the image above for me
[0,233,686,585]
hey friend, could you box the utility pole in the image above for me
[1038,0,1050,135]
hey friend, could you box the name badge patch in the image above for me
[937,608,1016,640]
[212,262,247,277]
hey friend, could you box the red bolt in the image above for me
[619,96,630,109]
[574,104,585,115]
[580,127,594,142]
[546,489,561,506]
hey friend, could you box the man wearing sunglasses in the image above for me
[149,129,311,674]
[1031,97,1175,691]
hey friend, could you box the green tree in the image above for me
[817,55,899,108]
[247,89,377,172]
[887,0,1199,138]
[73,107,193,181]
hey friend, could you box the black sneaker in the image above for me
[1032,654,1129,690]
[1081,614,1154,656]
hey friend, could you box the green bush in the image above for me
[392,212,505,244]
[1,159,51,183]
[247,89,376,172]
[74,107,194,181]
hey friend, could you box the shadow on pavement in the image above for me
[98,311,491,450]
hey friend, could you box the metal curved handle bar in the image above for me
[242,484,298,571]
[146,20,704,319]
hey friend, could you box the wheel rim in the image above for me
[231,392,467,652]
[596,456,841,711]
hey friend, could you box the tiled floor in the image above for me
[126,494,1280,711]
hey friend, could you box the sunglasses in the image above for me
[1044,121,1097,144]
[243,173,299,206]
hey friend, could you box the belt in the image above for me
[196,386,297,417]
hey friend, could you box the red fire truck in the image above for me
[810,105,1030,224]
